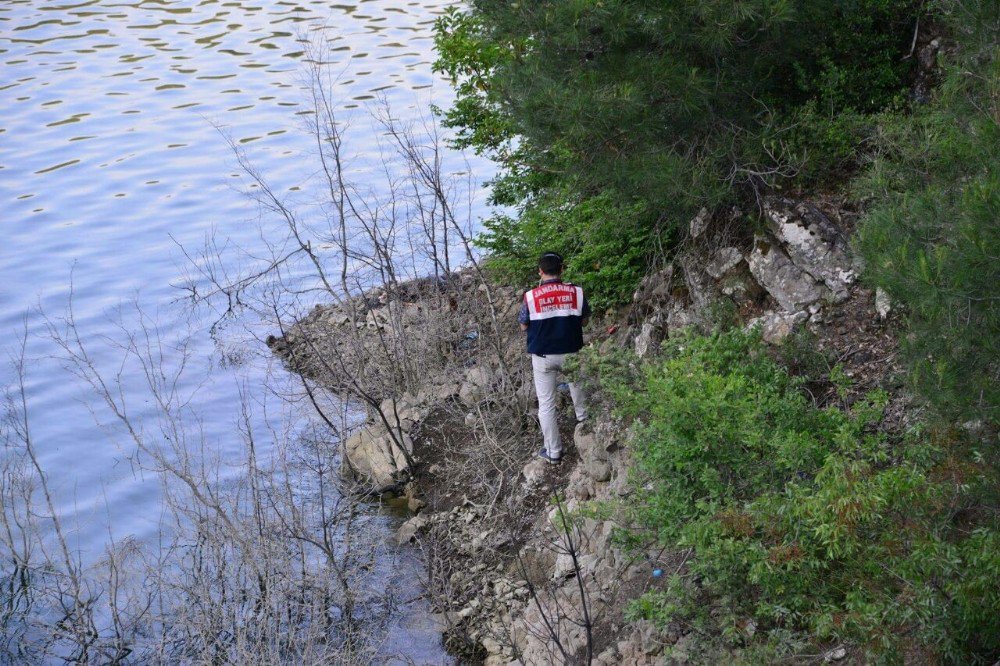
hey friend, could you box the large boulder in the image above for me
[344,427,413,489]
[748,235,829,312]
[763,198,858,302]
[378,394,423,433]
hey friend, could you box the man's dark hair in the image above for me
[538,252,564,275]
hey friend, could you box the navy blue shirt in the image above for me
[519,279,590,355]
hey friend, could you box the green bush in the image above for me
[435,0,923,309]
[477,192,653,310]
[588,330,1000,662]
[855,0,1000,425]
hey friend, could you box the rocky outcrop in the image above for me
[762,198,859,303]
[748,234,829,312]
[268,268,522,491]
[632,197,861,349]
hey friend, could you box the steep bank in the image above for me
[270,195,905,664]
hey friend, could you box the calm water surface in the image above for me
[1,0,487,660]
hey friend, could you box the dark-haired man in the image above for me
[518,252,590,464]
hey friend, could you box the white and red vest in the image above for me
[523,280,586,355]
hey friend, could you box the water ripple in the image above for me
[1,5,482,659]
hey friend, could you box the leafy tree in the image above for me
[856,0,999,425]
[435,0,920,304]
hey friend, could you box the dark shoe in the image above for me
[538,449,562,464]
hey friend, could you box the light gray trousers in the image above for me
[531,353,587,456]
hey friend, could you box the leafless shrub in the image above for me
[516,493,594,665]
[0,300,401,663]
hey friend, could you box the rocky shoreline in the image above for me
[268,196,899,664]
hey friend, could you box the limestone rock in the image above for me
[824,646,847,662]
[632,264,675,312]
[706,246,764,306]
[747,310,809,344]
[679,254,716,311]
[521,458,548,487]
[344,428,413,489]
[705,247,743,279]
[458,365,493,406]
[689,207,711,239]
[665,301,699,335]
[553,553,577,579]
[875,287,892,319]
[633,320,662,358]
[764,198,858,302]
[378,395,422,434]
[323,309,351,327]
[748,235,829,312]
[396,514,429,544]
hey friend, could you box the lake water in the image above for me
[0,0,488,660]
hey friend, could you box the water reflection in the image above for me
[2,0,450,213]
[1,0,477,661]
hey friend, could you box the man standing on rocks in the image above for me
[518,252,589,463]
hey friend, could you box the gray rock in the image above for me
[689,207,711,239]
[748,235,829,311]
[824,646,847,662]
[747,310,809,344]
[875,287,892,319]
[585,460,612,482]
[345,428,413,488]
[434,381,460,402]
[568,478,595,500]
[705,247,744,280]
[574,426,605,462]
[632,264,675,309]
[521,458,548,487]
[665,301,699,335]
[919,38,940,71]
[679,255,716,310]
[481,636,503,656]
[365,308,388,329]
[764,198,858,302]
[594,645,620,666]
[553,553,581,579]
[396,514,429,544]
[633,321,662,358]
[458,365,492,406]
[399,301,425,326]
[324,309,352,327]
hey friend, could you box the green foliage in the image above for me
[478,192,652,309]
[436,0,922,308]
[776,102,875,185]
[586,330,1000,662]
[855,1,1000,425]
